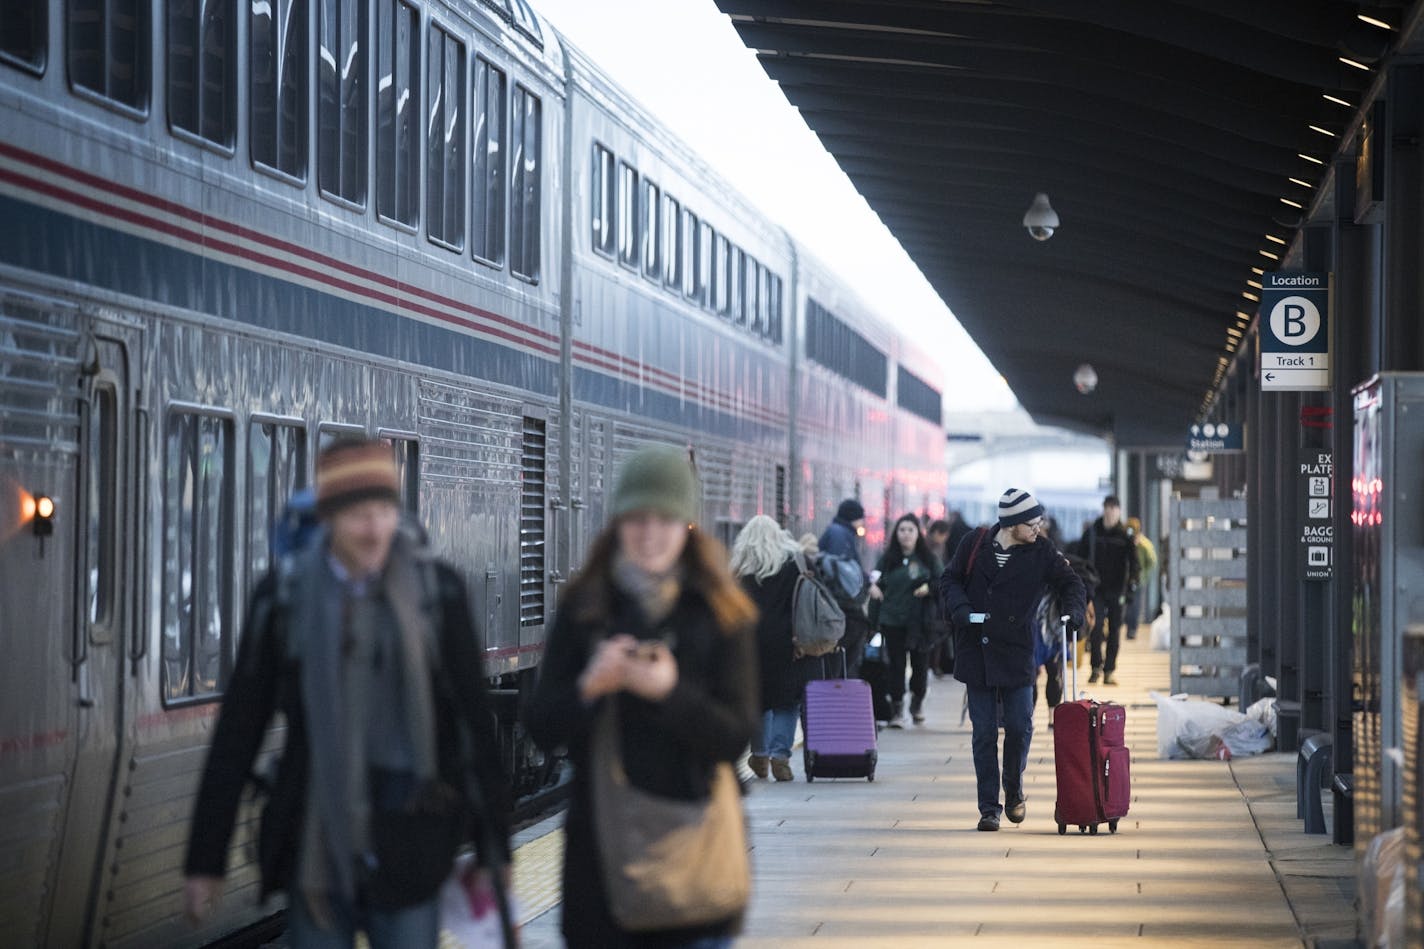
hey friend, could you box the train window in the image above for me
[680,208,697,299]
[754,263,769,335]
[68,0,150,110]
[317,0,367,206]
[774,272,786,341]
[246,418,306,585]
[86,385,116,627]
[162,410,233,703]
[616,161,637,268]
[375,0,419,229]
[591,142,615,258]
[728,245,743,324]
[2,0,46,73]
[168,0,236,147]
[471,56,506,266]
[696,219,711,305]
[641,179,660,280]
[251,0,307,180]
[509,84,541,282]
[426,24,468,249]
[712,233,730,316]
[508,0,540,45]
[383,433,419,512]
[662,194,681,289]
[743,253,758,328]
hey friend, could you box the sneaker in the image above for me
[1102,674,1118,686]
[1088,668,1101,684]
[910,695,925,725]
[748,754,769,779]
[1005,798,1026,824]
[771,758,794,782]
[887,703,906,728]
[977,813,1000,832]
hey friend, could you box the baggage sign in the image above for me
[1299,451,1332,580]
[1260,272,1330,391]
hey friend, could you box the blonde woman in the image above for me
[730,515,805,781]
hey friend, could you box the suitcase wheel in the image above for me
[1088,824,1099,836]
[1078,825,1088,834]
[866,770,875,783]
[806,773,814,783]
[1057,822,1066,836]
[1108,819,1119,834]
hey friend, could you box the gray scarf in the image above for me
[611,553,683,625]
[289,530,438,911]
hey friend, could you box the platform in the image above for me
[509,632,1356,948]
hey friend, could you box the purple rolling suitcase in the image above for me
[802,651,878,782]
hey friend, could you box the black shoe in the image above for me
[910,695,925,724]
[1102,674,1118,686]
[1005,798,1026,824]
[977,813,1000,832]
[1088,669,1101,684]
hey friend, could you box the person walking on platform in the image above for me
[941,488,1086,832]
[1122,515,1158,640]
[818,499,877,673]
[527,445,759,949]
[1080,495,1140,684]
[731,515,809,781]
[183,438,512,949]
[869,514,943,727]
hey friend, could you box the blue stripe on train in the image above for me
[0,192,776,439]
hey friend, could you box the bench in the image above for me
[1296,732,1332,834]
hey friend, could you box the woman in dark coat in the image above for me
[868,513,943,727]
[730,514,807,782]
[526,445,759,949]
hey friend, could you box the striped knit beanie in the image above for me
[316,438,401,516]
[997,488,1044,527]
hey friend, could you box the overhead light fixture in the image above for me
[1340,56,1372,72]
[1298,153,1325,165]
[1250,268,1265,277]
[1242,291,1260,302]
[1281,197,1304,209]
[1358,13,1394,30]
[1073,363,1097,394]
[1289,177,1314,189]
[1247,279,1262,289]
[1260,249,1280,261]
[1265,234,1287,245]
[1236,311,1253,322]
[1022,193,1059,241]
[1227,327,1243,339]
[1309,125,1336,138]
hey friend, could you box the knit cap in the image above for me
[997,488,1044,527]
[612,444,699,523]
[316,438,401,516]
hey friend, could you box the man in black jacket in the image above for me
[1079,495,1141,686]
[183,438,510,948]
[941,488,1086,832]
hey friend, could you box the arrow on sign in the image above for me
[1265,372,1276,381]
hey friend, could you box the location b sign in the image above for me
[1260,272,1330,391]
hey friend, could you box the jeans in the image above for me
[1090,591,1125,674]
[881,624,929,712]
[965,685,1034,817]
[1123,589,1141,638]
[753,706,799,759]
[287,889,440,949]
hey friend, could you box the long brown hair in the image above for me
[562,522,757,633]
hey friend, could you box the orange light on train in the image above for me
[31,493,55,537]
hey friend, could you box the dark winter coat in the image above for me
[184,559,511,905]
[818,517,863,564]
[869,554,945,651]
[939,530,1087,689]
[742,558,803,710]
[1080,518,1140,596]
[526,584,759,949]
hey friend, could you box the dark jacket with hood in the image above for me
[939,529,1087,689]
[184,538,511,906]
[742,557,805,710]
[526,583,758,948]
[1080,517,1140,596]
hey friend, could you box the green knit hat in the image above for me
[612,444,699,523]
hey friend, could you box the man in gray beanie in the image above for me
[940,488,1086,831]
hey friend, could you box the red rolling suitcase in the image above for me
[802,650,878,782]
[1052,617,1130,834]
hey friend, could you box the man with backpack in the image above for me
[183,438,512,948]
[941,488,1086,832]
[818,499,877,674]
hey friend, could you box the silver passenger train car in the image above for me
[0,0,950,945]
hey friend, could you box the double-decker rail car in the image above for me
[0,0,950,945]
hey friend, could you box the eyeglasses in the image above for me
[1022,519,1045,532]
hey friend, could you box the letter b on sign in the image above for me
[1269,295,1321,347]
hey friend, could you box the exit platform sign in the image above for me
[1260,272,1330,392]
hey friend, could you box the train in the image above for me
[0,0,951,945]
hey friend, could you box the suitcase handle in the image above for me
[820,647,849,680]
[1060,615,1076,701]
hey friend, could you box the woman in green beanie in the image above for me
[527,444,760,948]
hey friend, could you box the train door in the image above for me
[47,324,140,948]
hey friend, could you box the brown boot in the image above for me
[748,754,769,779]
[771,758,794,782]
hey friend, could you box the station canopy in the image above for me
[717,0,1404,447]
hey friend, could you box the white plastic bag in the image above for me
[439,855,518,949]
[1361,827,1405,948]
[1245,696,1278,736]
[1150,691,1246,759]
[1218,718,1272,756]
[1149,605,1171,651]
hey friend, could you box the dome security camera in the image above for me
[1023,193,1059,242]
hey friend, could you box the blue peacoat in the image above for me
[939,530,1087,690]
